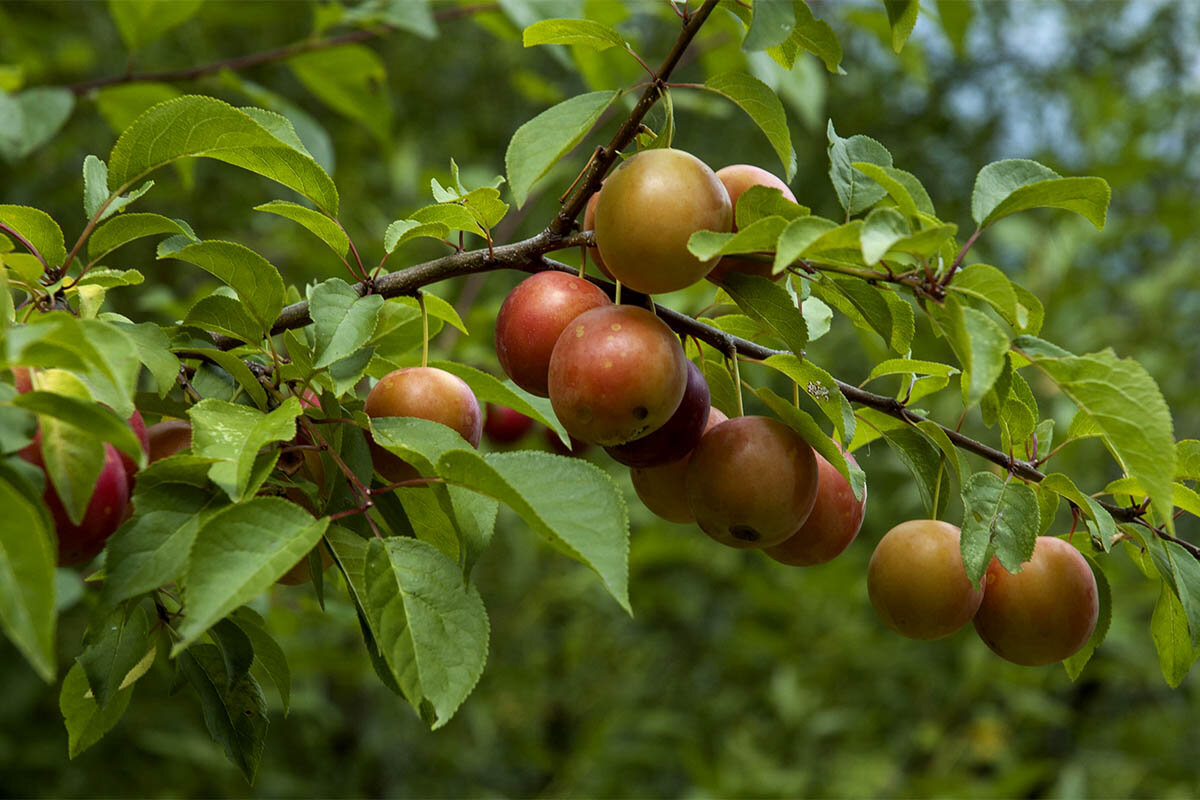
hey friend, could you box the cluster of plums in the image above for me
[7,149,1102,667]
[868,520,1100,666]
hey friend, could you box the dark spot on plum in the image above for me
[632,406,648,420]
[731,525,760,542]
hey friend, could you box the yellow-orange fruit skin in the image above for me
[583,190,613,280]
[631,407,728,524]
[146,420,193,462]
[684,416,819,549]
[766,450,866,566]
[973,537,1099,666]
[708,165,797,283]
[867,520,984,641]
[594,149,732,294]
[547,305,688,446]
[364,367,482,483]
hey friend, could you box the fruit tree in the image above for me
[0,0,1198,794]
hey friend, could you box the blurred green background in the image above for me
[1,0,1198,796]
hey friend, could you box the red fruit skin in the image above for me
[684,415,819,549]
[973,537,1100,666]
[605,360,710,468]
[547,305,688,446]
[22,437,129,566]
[766,450,866,566]
[707,165,797,284]
[583,190,613,280]
[483,404,534,444]
[631,407,727,524]
[11,366,33,393]
[117,410,149,491]
[364,366,483,483]
[494,272,611,397]
[146,420,193,462]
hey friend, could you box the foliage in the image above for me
[0,0,1198,795]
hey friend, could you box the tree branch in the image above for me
[64,3,498,95]
[547,0,722,236]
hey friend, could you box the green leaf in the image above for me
[733,184,810,228]
[809,275,914,354]
[74,268,144,289]
[77,603,151,709]
[82,155,109,219]
[1177,440,1200,481]
[505,90,618,208]
[439,450,631,612]
[971,159,1110,230]
[177,643,268,784]
[459,187,509,231]
[1038,472,1117,552]
[307,279,384,369]
[883,0,919,52]
[94,83,182,135]
[720,272,808,355]
[773,216,837,271]
[860,207,910,264]
[743,0,796,52]
[103,481,227,607]
[703,72,795,180]
[175,347,267,410]
[364,537,489,728]
[866,358,959,382]
[762,353,855,443]
[0,205,66,268]
[163,240,284,336]
[288,44,391,141]
[851,162,935,218]
[936,0,972,56]
[108,0,202,50]
[929,294,1009,408]
[522,18,626,49]
[383,219,450,255]
[189,398,302,499]
[229,607,291,715]
[409,203,485,237]
[769,1,843,74]
[1063,554,1111,680]
[254,200,349,259]
[11,391,145,468]
[0,88,74,162]
[688,216,790,262]
[827,121,892,216]
[427,360,568,443]
[59,662,133,758]
[175,498,329,653]
[87,212,193,265]
[958,472,1039,583]
[0,467,57,682]
[753,385,866,501]
[1151,581,1197,688]
[1021,345,1175,530]
[947,263,1019,326]
[107,95,339,215]
[184,296,263,346]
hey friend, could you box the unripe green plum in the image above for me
[632,407,727,524]
[594,149,732,294]
[707,165,797,283]
[685,415,819,548]
[364,366,482,483]
[495,271,611,396]
[766,449,866,566]
[867,520,984,641]
[973,536,1099,666]
[547,305,687,446]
